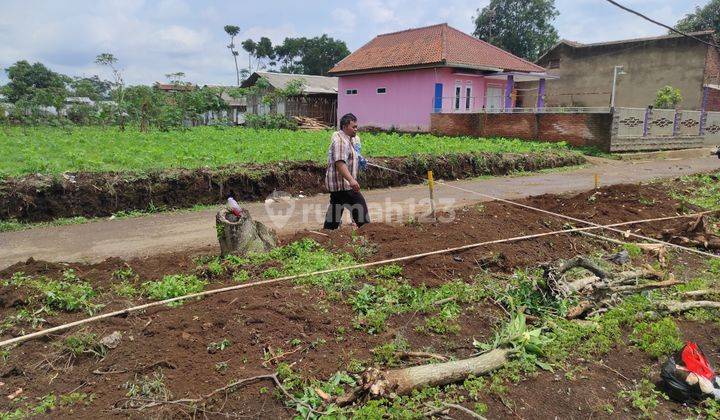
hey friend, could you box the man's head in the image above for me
[340,113,358,137]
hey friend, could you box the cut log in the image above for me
[366,348,509,398]
[215,208,277,256]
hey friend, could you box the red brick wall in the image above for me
[705,45,720,86]
[429,113,482,137]
[429,112,612,151]
[706,88,720,112]
[537,114,612,148]
[480,114,536,139]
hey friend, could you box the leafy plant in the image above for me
[207,338,232,353]
[62,333,107,359]
[142,274,207,306]
[654,85,682,109]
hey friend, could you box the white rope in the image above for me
[432,180,720,259]
[368,160,719,259]
[0,212,709,348]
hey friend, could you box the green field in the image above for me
[0,126,573,177]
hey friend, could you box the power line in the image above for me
[603,0,720,49]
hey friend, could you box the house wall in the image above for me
[337,68,508,131]
[519,36,710,109]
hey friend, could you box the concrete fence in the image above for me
[429,107,720,152]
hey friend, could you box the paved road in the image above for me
[3,151,720,269]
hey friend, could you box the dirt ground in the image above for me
[0,181,718,419]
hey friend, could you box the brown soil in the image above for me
[0,152,584,222]
[0,182,716,419]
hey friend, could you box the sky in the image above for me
[0,0,708,86]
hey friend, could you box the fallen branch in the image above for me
[662,300,720,314]
[606,279,681,293]
[425,402,487,419]
[681,290,720,299]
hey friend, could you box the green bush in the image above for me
[654,85,682,109]
[244,113,298,130]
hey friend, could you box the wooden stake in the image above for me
[428,170,437,221]
[594,174,600,189]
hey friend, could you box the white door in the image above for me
[486,87,503,110]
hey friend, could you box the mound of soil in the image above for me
[0,181,714,419]
[0,152,584,222]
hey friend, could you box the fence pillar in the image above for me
[672,110,680,136]
[642,107,651,137]
[700,86,709,135]
[537,78,546,109]
[504,75,514,110]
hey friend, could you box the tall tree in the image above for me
[2,60,70,104]
[274,35,350,75]
[473,0,560,61]
[224,25,242,86]
[675,0,720,34]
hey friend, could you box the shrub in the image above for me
[244,113,298,130]
[654,86,682,109]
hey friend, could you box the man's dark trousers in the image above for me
[323,190,370,229]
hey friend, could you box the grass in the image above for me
[142,274,207,306]
[0,126,573,177]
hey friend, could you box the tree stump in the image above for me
[216,208,277,256]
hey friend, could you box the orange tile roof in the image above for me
[329,23,545,75]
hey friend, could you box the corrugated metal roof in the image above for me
[244,71,338,94]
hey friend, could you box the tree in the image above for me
[654,86,682,109]
[675,0,720,34]
[2,60,70,104]
[241,37,276,73]
[71,76,112,101]
[274,35,349,75]
[95,53,126,129]
[224,24,242,86]
[473,0,560,61]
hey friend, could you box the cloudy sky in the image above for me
[0,0,707,85]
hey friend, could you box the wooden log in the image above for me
[662,300,720,314]
[215,208,277,256]
[364,348,510,398]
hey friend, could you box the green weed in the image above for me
[62,333,107,359]
[142,274,207,306]
[629,317,683,359]
[619,379,667,418]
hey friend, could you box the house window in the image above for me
[548,59,560,69]
[465,84,472,110]
[454,83,461,110]
[377,87,387,94]
[346,89,358,95]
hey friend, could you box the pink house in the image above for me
[329,23,550,131]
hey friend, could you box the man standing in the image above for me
[323,113,370,230]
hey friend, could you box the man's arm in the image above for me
[335,161,360,192]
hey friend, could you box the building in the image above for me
[522,31,720,110]
[241,71,338,126]
[328,23,550,131]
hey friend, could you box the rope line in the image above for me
[367,161,719,259]
[0,211,711,348]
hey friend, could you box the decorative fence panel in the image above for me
[646,109,676,137]
[704,111,720,135]
[678,111,702,136]
[615,108,646,138]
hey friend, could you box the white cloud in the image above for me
[327,8,357,34]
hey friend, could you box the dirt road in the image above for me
[2,151,719,269]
